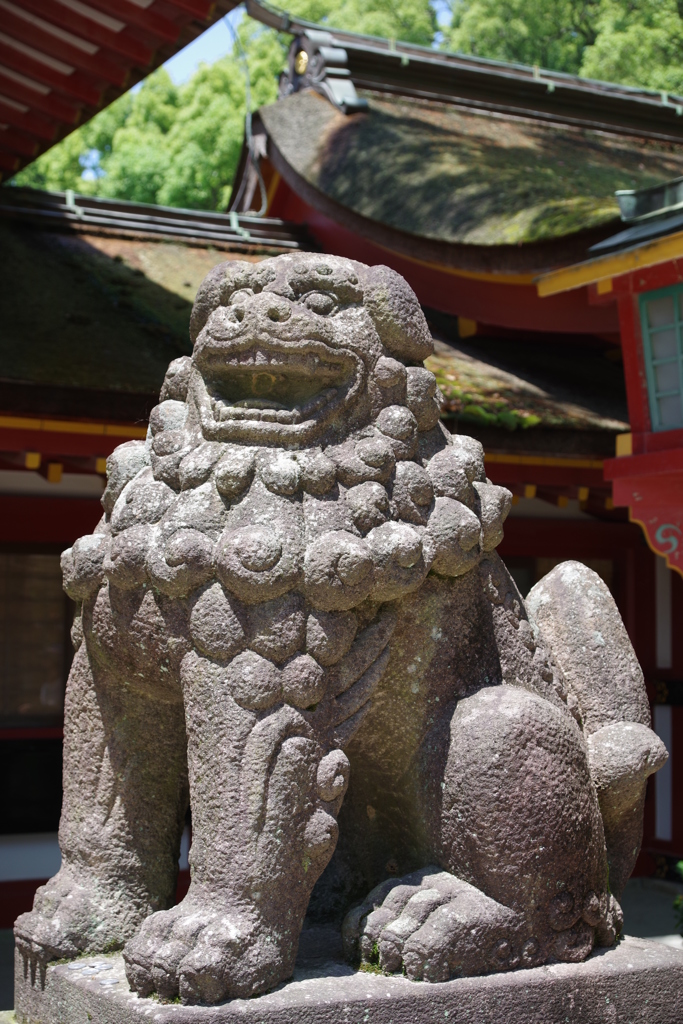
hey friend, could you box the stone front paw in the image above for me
[344,868,526,982]
[15,869,138,969]
[123,899,283,1004]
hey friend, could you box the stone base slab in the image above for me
[12,934,683,1024]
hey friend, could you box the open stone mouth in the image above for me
[203,344,355,425]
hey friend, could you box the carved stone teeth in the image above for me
[234,398,285,411]
[275,408,302,424]
[221,348,338,375]
[299,395,320,415]
[260,409,276,422]
[299,389,336,416]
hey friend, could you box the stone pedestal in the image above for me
[12,934,683,1024]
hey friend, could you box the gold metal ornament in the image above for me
[294,50,309,75]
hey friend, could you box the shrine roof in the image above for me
[426,333,628,444]
[0,217,259,420]
[0,0,240,185]
[0,211,628,445]
[0,187,309,420]
[259,89,683,250]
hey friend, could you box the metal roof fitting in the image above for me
[280,31,368,115]
[616,176,683,223]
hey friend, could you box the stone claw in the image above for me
[123,901,279,1005]
[346,869,523,981]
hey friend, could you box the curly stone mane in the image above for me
[63,254,512,742]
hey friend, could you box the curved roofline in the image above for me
[248,0,683,143]
[261,113,619,276]
[248,0,672,99]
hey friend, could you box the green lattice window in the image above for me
[640,285,683,431]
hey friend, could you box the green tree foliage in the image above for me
[12,1,683,209]
[12,0,434,209]
[443,0,600,74]
[442,0,683,92]
[13,17,283,210]
[580,1,683,94]
[288,0,436,45]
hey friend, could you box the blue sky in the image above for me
[161,2,452,84]
[163,6,245,84]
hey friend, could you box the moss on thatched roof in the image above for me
[261,89,683,246]
[0,224,260,394]
[427,337,628,432]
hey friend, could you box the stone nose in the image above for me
[240,292,292,325]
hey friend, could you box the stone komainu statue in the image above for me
[16,254,667,1004]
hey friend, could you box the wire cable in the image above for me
[226,8,268,217]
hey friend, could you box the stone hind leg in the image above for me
[14,625,188,973]
[343,866,521,981]
[345,685,621,981]
[440,685,621,965]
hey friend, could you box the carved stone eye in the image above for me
[229,288,254,304]
[302,291,337,316]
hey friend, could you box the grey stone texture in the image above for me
[13,936,683,1024]
[13,254,667,1012]
[526,563,668,899]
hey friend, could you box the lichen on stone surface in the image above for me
[14,253,662,1013]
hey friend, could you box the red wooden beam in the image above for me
[605,447,683,482]
[498,517,644,559]
[617,293,651,435]
[0,420,146,459]
[0,42,102,107]
[0,727,64,740]
[0,75,81,124]
[633,427,683,457]
[163,0,214,17]
[485,462,606,489]
[83,0,181,44]
[0,881,48,931]
[0,495,102,544]
[0,151,19,172]
[19,0,155,66]
[0,127,38,158]
[1,10,130,87]
[0,99,56,141]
